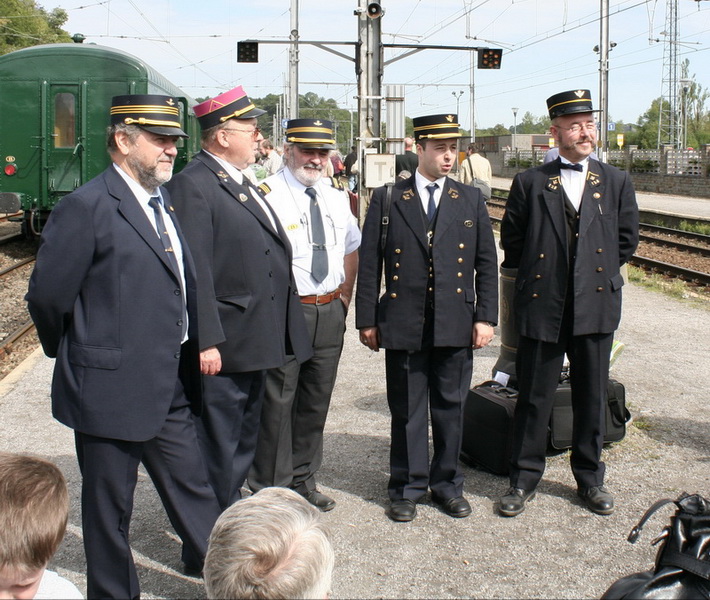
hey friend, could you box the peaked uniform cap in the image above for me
[284,118,336,149]
[193,85,266,130]
[412,114,461,141]
[110,94,188,137]
[546,89,601,119]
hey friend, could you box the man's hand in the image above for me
[359,326,380,352]
[200,346,222,375]
[473,322,495,349]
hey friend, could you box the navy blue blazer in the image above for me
[166,151,311,373]
[501,159,639,342]
[356,175,498,351]
[26,166,202,442]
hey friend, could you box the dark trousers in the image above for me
[385,346,473,502]
[509,330,613,491]
[197,370,265,510]
[250,299,345,494]
[75,380,220,599]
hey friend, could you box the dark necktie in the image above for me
[426,182,439,223]
[559,161,583,172]
[148,196,187,337]
[306,187,328,283]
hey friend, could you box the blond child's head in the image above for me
[0,453,69,599]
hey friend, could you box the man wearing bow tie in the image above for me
[356,114,498,522]
[166,86,311,511]
[498,89,639,517]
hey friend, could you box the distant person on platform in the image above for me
[26,94,222,598]
[250,119,361,513]
[458,142,492,199]
[343,145,357,191]
[395,136,418,176]
[204,487,334,600]
[498,89,639,518]
[357,114,498,523]
[260,139,283,177]
[165,87,312,511]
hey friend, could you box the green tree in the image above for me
[626,97,665,149]
[477,123,510,137]
[517,111,550,134]
[0,0,71,55]
[679,59,710,148]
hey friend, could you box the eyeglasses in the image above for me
[222,126,261,138]
[555,122,597,134]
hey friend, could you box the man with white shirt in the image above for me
[166,87,311,511]
[356,114,498,522]
[249,119,360,512]
[498,89,639,517]
[26,95,222,598]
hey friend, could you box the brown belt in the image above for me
[300,289,341,305]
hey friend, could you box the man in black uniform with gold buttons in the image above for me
[356,114,498,522]
[498,90,638,517]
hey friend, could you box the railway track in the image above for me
[0,319,36,359]
[486,200,710,287]
[0,255,35,279]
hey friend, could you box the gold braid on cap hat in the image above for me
[122,117,182,127]
[218,103,257,122]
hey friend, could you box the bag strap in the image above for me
[606,383,631,426]
[628,497,677,543]
[380,182,394,252]
[660,548,710,580]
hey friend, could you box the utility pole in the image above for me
[658,0,680,148]
[288,0,299,119]
[598,0,610,161]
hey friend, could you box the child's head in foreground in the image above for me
[0,453,68,599]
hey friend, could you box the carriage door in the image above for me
[46,84,83,206]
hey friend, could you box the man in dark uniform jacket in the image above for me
[395,136,418,176]
[357,114,498,522]
[498,89,639,517]
[166,86,311,511]
[26,95,222,598]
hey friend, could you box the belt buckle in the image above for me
[315,293,329,305]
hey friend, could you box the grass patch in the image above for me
[633,415,654,431]
[627,266,710,305]
[678,220,710,236]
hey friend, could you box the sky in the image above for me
[36,0,710,131]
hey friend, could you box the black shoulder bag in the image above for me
[602,492,710,599]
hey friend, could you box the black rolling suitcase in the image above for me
[460,381,517,475]
[548,378,630,450]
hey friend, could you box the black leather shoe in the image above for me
[432,494,472,518]
[182,563,203,578]
[577,485,614,515]
[386,499,417,522]
[301,489,336,512]
[498,487,536,517]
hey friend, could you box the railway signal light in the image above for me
[478,48,503,69]
[237,41,258,63]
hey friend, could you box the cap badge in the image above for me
[314,120,322,126]
[446,115,454,122]
[574,90,585,98]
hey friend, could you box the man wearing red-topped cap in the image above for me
[498,89,639,518]
[27,94,222,598]
[166,87,311,511]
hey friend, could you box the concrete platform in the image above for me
[1,267,709,598]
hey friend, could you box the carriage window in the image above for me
[54,93,75,148]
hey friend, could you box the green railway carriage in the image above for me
[0,42,200,236]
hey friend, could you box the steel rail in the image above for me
[0,319,36,358]
[0,256,35,279]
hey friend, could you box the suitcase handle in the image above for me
[474,381,518,399]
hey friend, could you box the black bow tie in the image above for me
[559,161,583,172]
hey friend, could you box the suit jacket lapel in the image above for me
[579,161,604,237]
[541,170,568,249]
[108,167,177,276]
[393,177,428,251]
[432,180,460,242]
